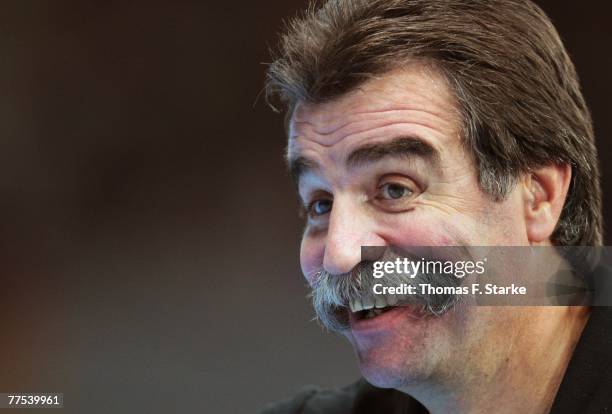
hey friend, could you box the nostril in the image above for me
[323,252,360,276]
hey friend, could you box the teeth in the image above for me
[386,294,398,306]
[374,294,388,309]
[361,295,375,311]
[349,298,363,313]
[349,294,401,314]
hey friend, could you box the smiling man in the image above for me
[261,1,610,413]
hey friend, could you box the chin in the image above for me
[361,367,407,389]
[354,342,432,389]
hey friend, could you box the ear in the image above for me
[523,163,572,244]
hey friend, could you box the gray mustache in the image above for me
[309,260,462,332]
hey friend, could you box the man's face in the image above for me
[288,64,530,388]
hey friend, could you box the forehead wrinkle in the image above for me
[292,106,448,136]
[291,108,454,149]
[287,65,461,187]
[293,104,443,130]
[292,62,458,133]
[288,116,452,186]
[292,119,449,158]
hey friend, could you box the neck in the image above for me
[401,306,589,414]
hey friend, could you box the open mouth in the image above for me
[349,294,401,321]
[354,307,396,320]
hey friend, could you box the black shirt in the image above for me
[260,307,612,413]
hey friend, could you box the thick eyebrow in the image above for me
[288,136,440,185]
[288,155,320,185]
[346,136,440,169]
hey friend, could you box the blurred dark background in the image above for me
[0,1,609,413]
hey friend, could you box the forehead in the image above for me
[288,63,461,153]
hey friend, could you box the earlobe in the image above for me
[524,164,572,244]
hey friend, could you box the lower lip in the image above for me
[348,306,416,334]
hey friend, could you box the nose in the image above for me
[323,197,385,275]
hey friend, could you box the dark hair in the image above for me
[266,0,602,246]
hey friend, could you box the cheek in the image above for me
[381,215,469,247]
[300,234,324,285]
[483,194,529,245]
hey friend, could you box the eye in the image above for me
[308,199,333,217]
[378,183,414,200]
[373,177,421,212]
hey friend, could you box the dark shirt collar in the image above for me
[550,306,612,413]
